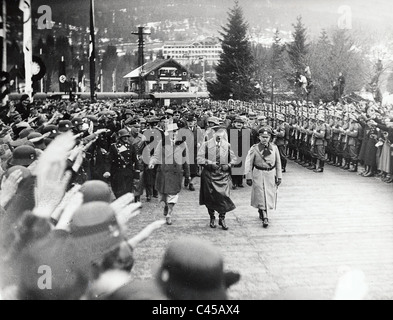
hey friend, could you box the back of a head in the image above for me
[2,166,35,227]
[156,237,240,300]
[80,180,113,203]
[69,202,123,279]
[18,232,88,300]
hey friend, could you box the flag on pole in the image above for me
[1,0,7,75]
[0,1,4,39]
[89,0,96,101]
[19,0,32,98]
[59,56,67,92]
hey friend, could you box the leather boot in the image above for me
[363,170,374,177]
[314,160,324,173]
[349,161,358,172]
[166,204,174,225]
[342,160,350,170]
[218,214,228,230]
[210,216,216,228]
[262,210,269,228]
[308,160,317,170]
[189,183,195,191]
[208,209,216,228]
[258,209,263,220]
[335,157,342,167]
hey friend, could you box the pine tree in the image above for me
[207,1,255,101]
[308,29,334,101]
[287,16,309,73]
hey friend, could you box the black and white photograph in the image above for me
[1,0,393,304]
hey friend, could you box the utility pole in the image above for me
[132,26,150,97]
[40,48,44,92]
[2,0,6,72]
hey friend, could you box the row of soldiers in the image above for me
[73,101,368,202]
[1,95,373,204]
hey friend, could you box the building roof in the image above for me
[123,58,188,79]
[150,92,209,99]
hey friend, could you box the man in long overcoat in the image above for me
[197,127,237,230]
[149,123,190,225]
[245,127,282,228]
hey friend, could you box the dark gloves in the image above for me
[246,179,252,186]
[206,164,219,171]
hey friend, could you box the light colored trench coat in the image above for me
[245,143,282,211]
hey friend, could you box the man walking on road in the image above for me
[245,127,282,228]
[198,127,237,230]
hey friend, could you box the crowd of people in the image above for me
[0,92,390,300]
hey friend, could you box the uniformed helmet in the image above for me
[117,129,130,138]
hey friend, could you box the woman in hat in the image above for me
[148,123,190,225]
[245,127,282,228]
[197,127,237,230]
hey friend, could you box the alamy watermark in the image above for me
[37,265,52,290]
[37,5,53,30]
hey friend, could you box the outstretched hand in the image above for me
[34,132,76,219]
[0,169,23,208]
[127,220,166,249]
[110,193,142,226]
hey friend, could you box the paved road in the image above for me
[125,162,393,300]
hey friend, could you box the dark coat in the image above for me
[150,140,190,195]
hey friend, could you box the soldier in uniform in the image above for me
[126,118,148,202]
[287,111,298,160]
[311,115,327,173]
[104,129,137,199]
[331,111,343,167]
[325,112,335,165]
[305,114,316,170]
[183,114,203,191]
[245,127,282,228]
[228,116,249,189]
[273,114,287,173]
[143,117,162,199]
[338,114,350,169]
[344,114,361,172]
